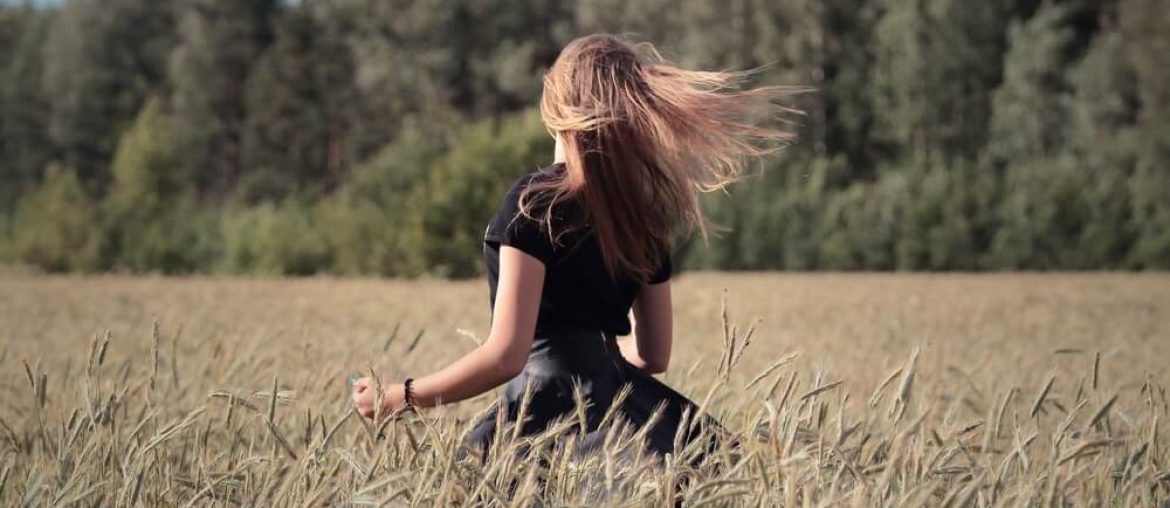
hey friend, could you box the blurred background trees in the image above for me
[0,0,1165,275]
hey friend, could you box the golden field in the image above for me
[1,273,1168,506]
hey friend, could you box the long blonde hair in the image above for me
[528,34,800,280]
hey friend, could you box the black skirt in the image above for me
[463,326,723,463]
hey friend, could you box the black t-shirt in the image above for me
[483,164,671,336]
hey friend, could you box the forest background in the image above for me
[1,0,1166,277]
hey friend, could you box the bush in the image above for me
[988,158,1094,270]
[219,200,331,276]
[12,164,102,271]
[321,124,445,276]
[1127,147,1170,269]
[817,172,905,270]
[408,110,553,278]
[685,155,842,271]
[202,109,552,278]
[4,105,1160,275]
[894,164,996,271]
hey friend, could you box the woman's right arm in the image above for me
[351,245,544,416]
[620,281,673,374]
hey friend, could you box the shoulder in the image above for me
[504,164,562,198]
[485,165,566,264]
[498,164,565,217]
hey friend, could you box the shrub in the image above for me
[12,164,102,271]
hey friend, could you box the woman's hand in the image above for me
[347,246,545,416]
[350,377,405,418]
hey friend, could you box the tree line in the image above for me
[1,0,1166,276]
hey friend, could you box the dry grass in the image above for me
[0,273,1168,506]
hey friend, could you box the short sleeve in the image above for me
[648,251,672,284]
[484,175,554,264]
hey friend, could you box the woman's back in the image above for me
[483,165,671,336]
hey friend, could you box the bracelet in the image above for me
[403,377,417,408]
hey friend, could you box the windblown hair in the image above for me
[529,34,801,281]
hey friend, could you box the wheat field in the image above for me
[1,273,1168,506]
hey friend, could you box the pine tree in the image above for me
[1121,0,1170,267]
[241,3,357,202]
[875,0,1015,166]
[41,0,174,190]
[1065,10,1138,267]
[169,0,279,198]
[335,0,462,159]
[987,2,1076,164]
[0,6,51,210]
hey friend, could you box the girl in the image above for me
[352,34,796,460]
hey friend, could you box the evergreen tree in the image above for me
[1066,14,1138,267]
[874,0,1014,166]
[169,0,279,197]
[333,0,463,159]
[987,2,1076,164]
[1068,22,1139,172]
[0,6,51,210]
[241,3,357,201]
[41,0,174,190]
[1120,0,1170,267]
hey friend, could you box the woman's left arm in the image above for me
[618,280,673,374]
[352,246,544,416]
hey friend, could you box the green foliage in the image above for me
[1121,0,1170,269]
[989,159,1082,269]
[103,97,204,273]
[688,156,840,271]
[219,200,331,276]
[894,164,992,271]
[1068,29,1139,172]
[409,110,554,278]
[41,0,174,188]
[0,6,51,210]
[816,173,905,270]
[11,164,102,271]
[873,0,1014,165]
[169,0,280,195]
[213,110,551,278]
[320,125,445,276]
[987,2,1075,164]
[686,157,999,272]
[1,0,1167,275]
[241,5,358,201]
